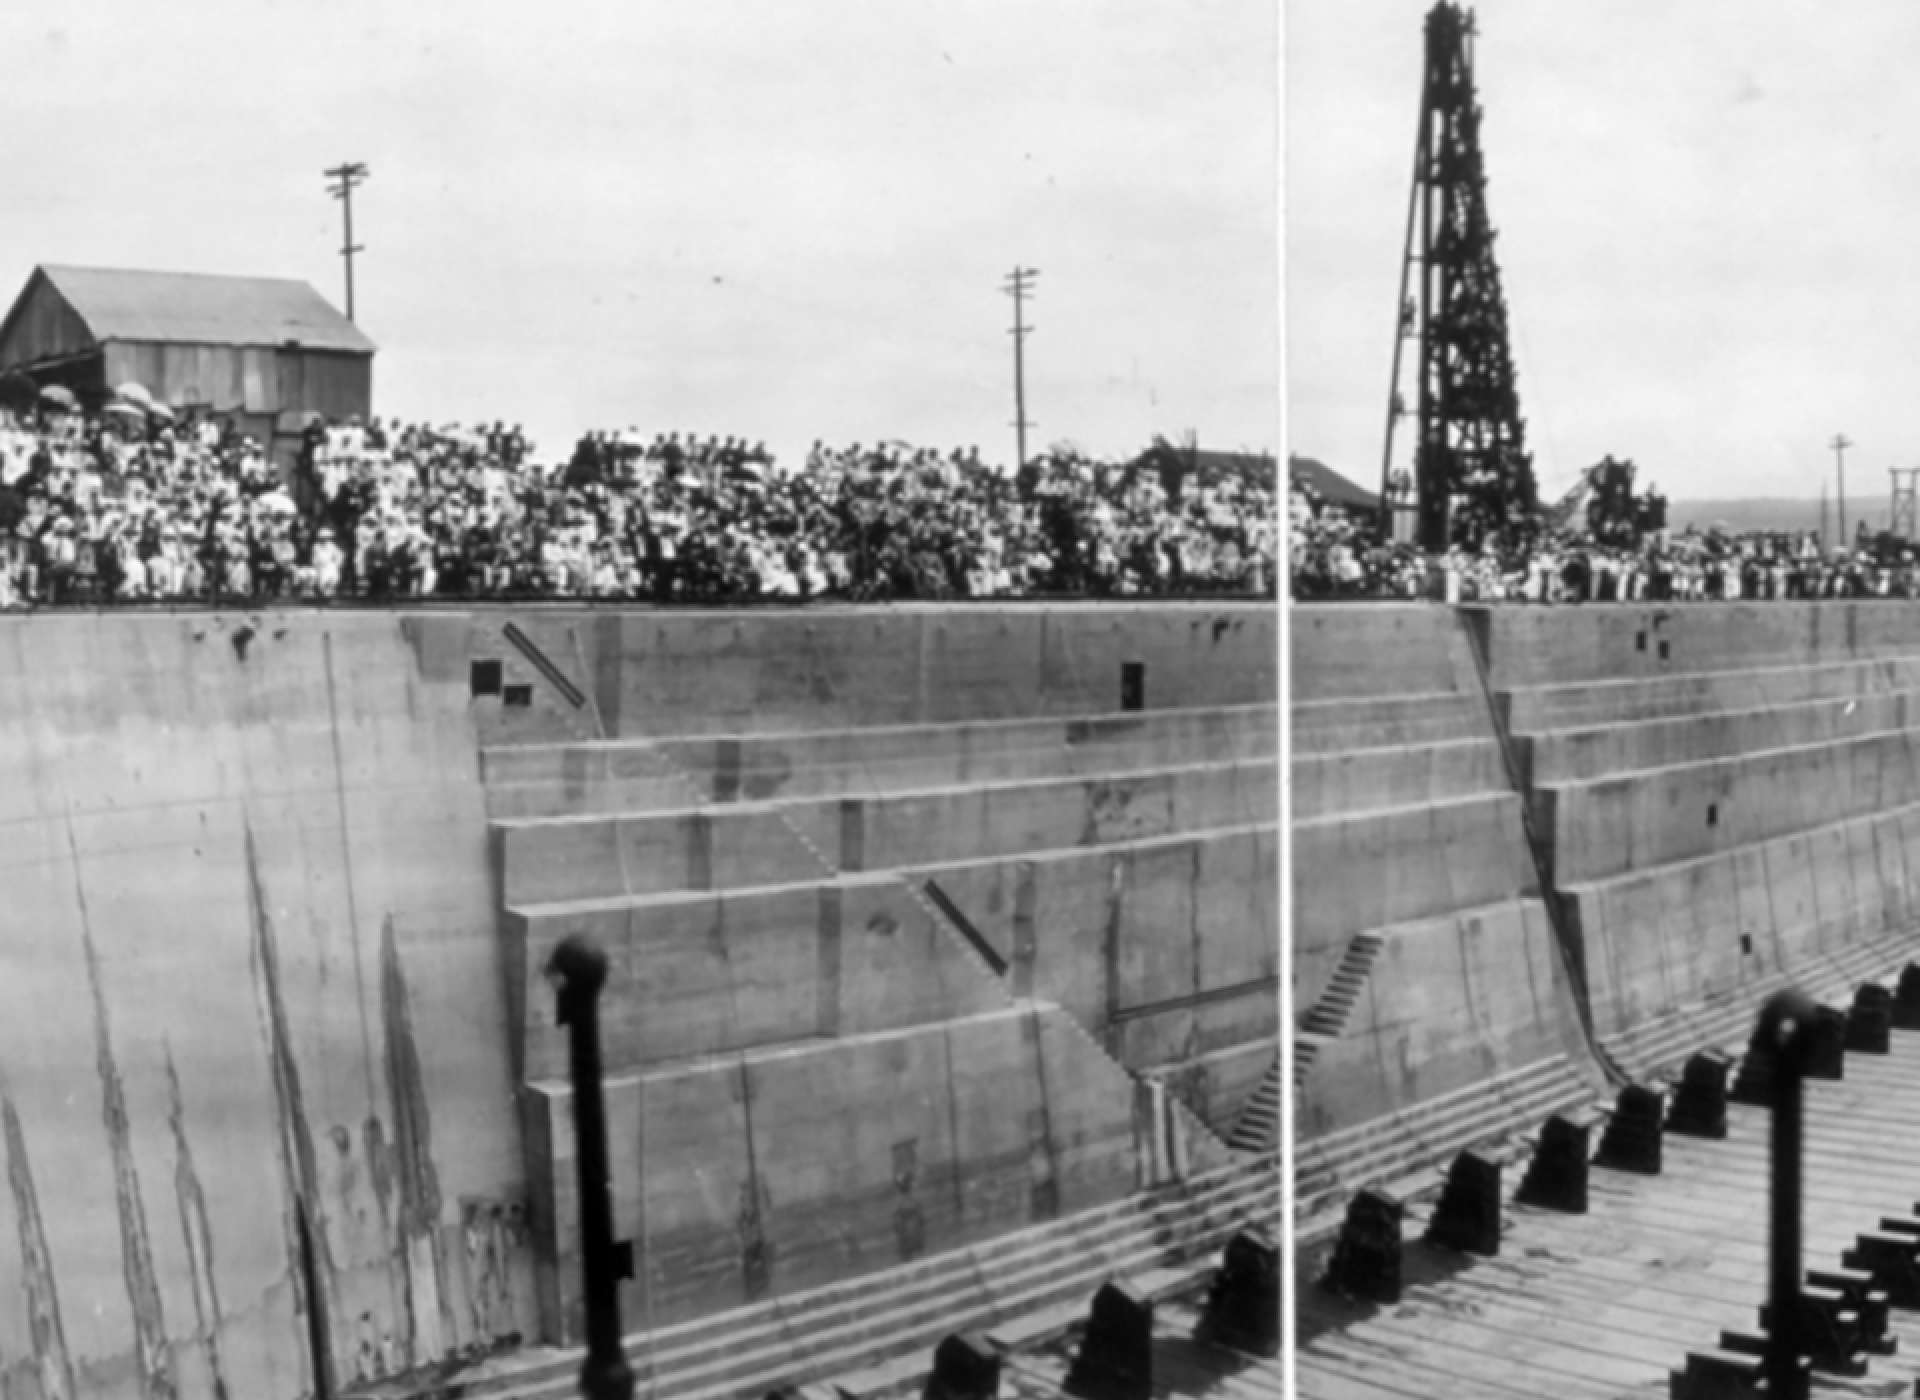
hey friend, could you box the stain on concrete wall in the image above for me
[164,1052,228,1400]
[380,916,452,1361]
[4,1094,75,1400]
[0,616,530,1399]
[71,818,176,1400]
[245,820,333,1392]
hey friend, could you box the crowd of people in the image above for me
[1289,476,1920,603]
[0,396,1278,608]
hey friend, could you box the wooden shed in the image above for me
[0,264,375,457]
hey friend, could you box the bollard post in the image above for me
[1759,988,1817,1400]
[549,935,637,1400]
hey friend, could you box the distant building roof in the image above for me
[1132,441,1278,495]
[1288,454,1377,510]
[1188,448,1277,481]
[26,265,375,354]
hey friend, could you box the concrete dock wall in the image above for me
[1295,600,1920,1215]
[0,613,530,1400]
[0,602,1278,1397]
[1290,604,1599,1169]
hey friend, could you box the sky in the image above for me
[0,1,1278,468]
[1286,0,1920,508]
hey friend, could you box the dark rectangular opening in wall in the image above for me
[1741,933,1753,956]
[1658,640,1671,661]
[470,659,502,697]
[1636,631,1647,652]
[1707,803,1718,827]
[502,683,533,708]
[1121,662,1145,712]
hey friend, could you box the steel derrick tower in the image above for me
[1380,1,1538,553]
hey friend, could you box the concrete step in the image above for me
[1601,929,1917,1082]
[1229,1056,1284,1152]
[504,817,1278,925]
[828,1258,1218,1400]
[1501,655,1920,733]
[1293,1070,1592,1234]
[1519,686,1920,786]
[496,757,1276,906]
[483,702,1277,819]
[402,1162,1273,1400]
[1291,736,1511,822]
[1294,1055,1593,1219]
[1290,692,1485,756]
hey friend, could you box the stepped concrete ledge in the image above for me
[1595,927,1917,1082]
[1534,727,1920,885]
[1292,688,1471,723]
[979,1296,1286,1400]
[1291,736,1509,821]
[527,999,1060,1090]
[1295,1028,1920,1400]
[481,702,1278,813]
[1294,1054,1597,1239]
[504,816,1279,921]
[491,754,1276,831]
[1289,785,1523,832]
[497,758,1275,905]
[569,699,1277,753]
[344,1157,1274,1400]
[1500,654,1920,731]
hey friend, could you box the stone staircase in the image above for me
[1298,932,1383,1038]
[1228,1054,1281,1151]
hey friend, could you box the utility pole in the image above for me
[1830,433,1852,547]
[324,162,370,322]
[1003,266,1038,471]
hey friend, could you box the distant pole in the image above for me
[1892,467,1920,540]
[324,162,370,321]
[1830,433,1852,546]
[1003,267,1039,471]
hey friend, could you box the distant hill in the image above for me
[1663,498,1889,536]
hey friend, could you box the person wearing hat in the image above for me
[312,526,342,598]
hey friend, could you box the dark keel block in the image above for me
[1732,1003,1844,1107]
[1595,1084,1664,1175]
[1757,1287,1870,1376]
[1062,1282,1153,1400]
[1847,983,1893,1055]
[1425,1149,1501,1256]
[1807,1003,1846,1078]
[1894,963,1920,1031]
[1321,1188,1402,1304]
[1196,1230,1279,1358]
[1515,1111,1593,1213]
[1842,1231,1920,1310]
[1667,1052,1732,1139]
[1805,1267,1895,1357]
[922,1333,1001,1400]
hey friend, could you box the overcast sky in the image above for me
[1287,0,1920,505]
[0,1,1277,467]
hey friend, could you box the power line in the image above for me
[1003,266,1039,470]
[324,162,370,322]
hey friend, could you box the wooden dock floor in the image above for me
[1296,1026,1920,1398]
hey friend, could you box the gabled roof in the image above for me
[1288,454,1377,509]
[25,265,375,354]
